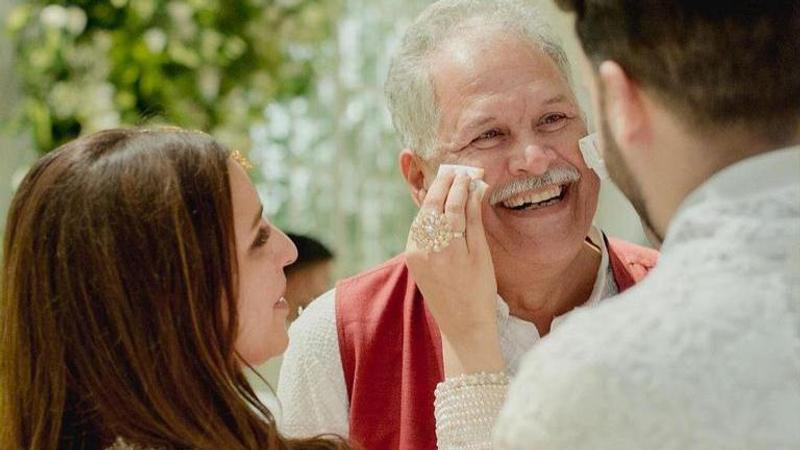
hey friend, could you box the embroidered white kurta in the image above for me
[277,228,618,439]
[459,147,800,450]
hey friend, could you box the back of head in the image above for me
[385,0,572,158]
[0,129,349,450]
[557,0,800,142]
[285,233,334,275]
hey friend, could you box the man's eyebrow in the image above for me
[252,205,263,230]
[544,94,569,105]
[462,116,497,132]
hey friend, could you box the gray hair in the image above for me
[385,0,572,158]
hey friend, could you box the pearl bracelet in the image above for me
[434,372,510,450]
[439,371,510,389]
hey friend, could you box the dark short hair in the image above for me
[286,233,334,273]
[556,0,800,140]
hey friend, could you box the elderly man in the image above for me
[415,0,800,449]
[277,1,656,448]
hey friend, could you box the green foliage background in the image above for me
[7,0,341,154]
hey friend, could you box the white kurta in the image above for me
[488,147,800,449]
[277,227,618,439]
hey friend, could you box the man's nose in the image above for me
[508,142,557,176]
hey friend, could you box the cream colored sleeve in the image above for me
[434,372,510,450]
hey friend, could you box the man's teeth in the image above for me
[502,185,563,208]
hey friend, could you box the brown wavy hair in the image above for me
[0,128,350,450]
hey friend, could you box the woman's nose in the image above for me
[275,227,298,267]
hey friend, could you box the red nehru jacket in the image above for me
[336,237,658,450]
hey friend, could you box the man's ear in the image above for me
[598,61,651,150]
[399,149,429,207]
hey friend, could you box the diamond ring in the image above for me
[410,210,464,252]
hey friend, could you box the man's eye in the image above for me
[478,129,501,140]
[470,129,505,148]
[538,113,569,131]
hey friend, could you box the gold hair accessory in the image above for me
[230,150,253,170]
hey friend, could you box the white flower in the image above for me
[223,37,247,60]
[93,31,114,52]
[143,28,167,54]
[131,0,156,21]
[76,82,120,132]
[200,30,223,60]
[85,111,121,133]
[40,4,68,30]
[48,82,80,119]
[66,7,87,35]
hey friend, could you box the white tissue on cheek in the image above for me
[578,133,609,180]
[437,164,486,191]
[437,164,484,179]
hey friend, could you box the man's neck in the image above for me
[644,120,800,239]
[494,240,601,336]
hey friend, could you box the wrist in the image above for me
[442,322,498,351]
[442,331,505,376]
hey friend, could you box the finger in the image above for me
[421,169,457,213]
[465,180,489,255]
[444,174,470,234]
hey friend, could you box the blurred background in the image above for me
[0,0,647,392]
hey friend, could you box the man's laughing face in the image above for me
[427,32,600,263]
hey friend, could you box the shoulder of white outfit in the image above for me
[675,144,800,213]
[277,288,350,438]
[496,275,800,448]
[283,287,339,361]
[494,289,663,449]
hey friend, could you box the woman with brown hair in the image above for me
[0,128,350,450]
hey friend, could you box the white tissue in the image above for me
[437,164,485,179]
[579,133,609,180]
[437,164,487,192]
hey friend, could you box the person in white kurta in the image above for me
[430,147,800,449]
[277,228,618,439]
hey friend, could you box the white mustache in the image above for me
[489,166,580,206]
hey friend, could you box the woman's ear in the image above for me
[598,60,652,151]
[399,149,429,207]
